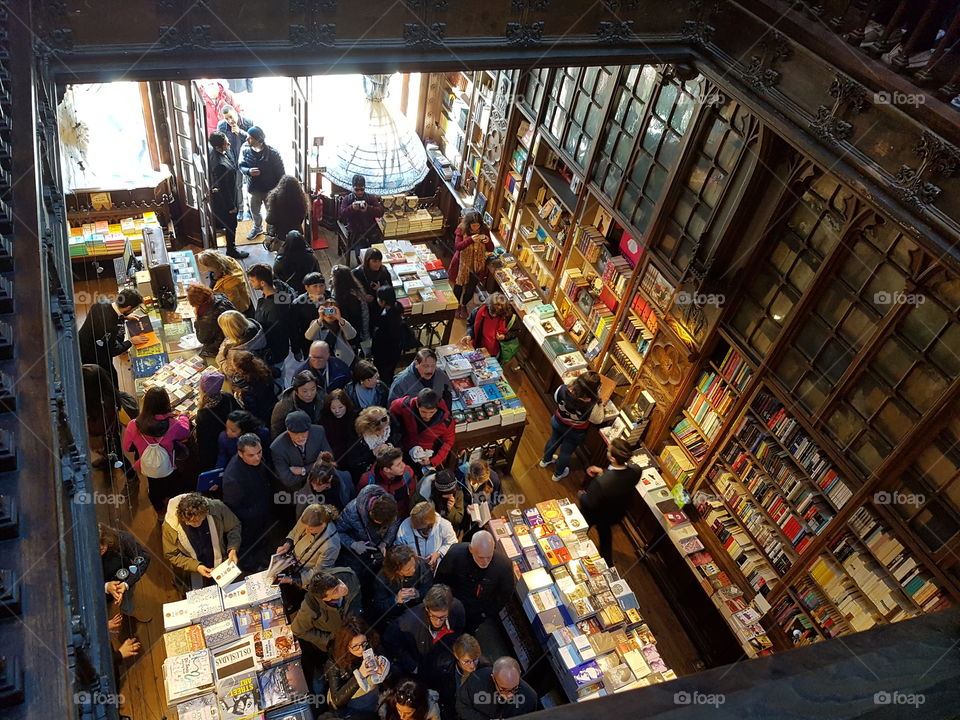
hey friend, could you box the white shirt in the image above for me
[395,516,457,565]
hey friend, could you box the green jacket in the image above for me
[290,566,361,652]
[161,495,242,573]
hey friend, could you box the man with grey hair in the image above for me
[293,339,351,393]
[222,432,277,570]
[435,530,514,633]
[456,655,538,719]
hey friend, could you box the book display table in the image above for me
[490,500,677,703]
[162,571,312,720]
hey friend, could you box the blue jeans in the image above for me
[542,415,587,475]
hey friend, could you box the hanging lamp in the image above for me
[325,74,429,195]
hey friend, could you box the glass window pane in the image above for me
[655,83,677,119]
[826,405,860,446]
[899,302,948,352]
[658,130,681,166]
[646,164,667,198]
[872,338,914,387]
[643,117,664,154]
[901,365,949,413]
[671,91,694,132]
[930,324,960,377]
[703,168,725,207]
[875,400,913,446]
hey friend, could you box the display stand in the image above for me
[451,421,525,473]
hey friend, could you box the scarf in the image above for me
[456,241,486,286]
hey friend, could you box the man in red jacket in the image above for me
[389,388,456,473]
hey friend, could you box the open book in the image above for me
[467,502,492,526]
[264,552,296,583]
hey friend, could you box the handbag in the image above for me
[400,322,419,351]
[498,315,520,364]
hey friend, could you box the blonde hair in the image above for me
[467,459,490,485]
[410,501,437,530]
[197,249,234,278]
[300,503,339,527]
[355,405,389,436]
[218,310,250,343]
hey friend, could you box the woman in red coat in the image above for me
[449,210,493,319]
[464,293,516,359]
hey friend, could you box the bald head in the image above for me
[492,657,521,698]
[469,530,495,568]
[308,340,331,370]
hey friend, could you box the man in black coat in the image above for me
[238,125,284,240]
[248,263,296,369]
[383,583,465,676]
[269,410,332,492]
[78,289,144,384]
[434,531,513,633]
[579,437,641,565]
[456,656,538,720]
[207,130,248,259]
[221,433,279,571]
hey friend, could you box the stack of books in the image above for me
[659,445,696,486]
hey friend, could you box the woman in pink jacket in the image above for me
[122,387,192,516]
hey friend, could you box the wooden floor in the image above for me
[74,235,705,720]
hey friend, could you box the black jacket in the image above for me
[239,142,285,193]
[195,393,241,471]
[208,148,241,220]
[291,292,326,356]
[274,250,321,296]
[383,600,465,675]
[579,465,641,527]
[352,264,391,300]
[194,293,235,358]
[323,650,388,712]
[456,667,538,720]
[371,556,435,625]
[78,300,129,372]
[255,280,296,365]
[101,529,151,603]
[434,543,514,630]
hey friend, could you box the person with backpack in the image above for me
[539,371,605,482]
[121,387,192,518]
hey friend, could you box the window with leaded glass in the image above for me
[895,417,960,552]
[543,67,578,145]
[591,65,657,201]
[539,66,615,171]
[822,256,960,475]
[520,67,549,117]
[729,174,846,357]
[654,99,754,277]
[617,71,700,235]
[772,221,907,414]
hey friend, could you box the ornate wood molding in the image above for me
[505,21,544,46]
[597,20,635,44]
[404,23,446,47]
[808,72,868,144]
[682,0,719,47]
[741,31,792,91]
[894,131,960,208]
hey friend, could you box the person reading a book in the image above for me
[324,616,390,717]
[434,531,513,634]
[371,544,435,623]
[539,371,604,482]
[383,583,464,676]
[395,501,458,573]
[449,210,493,320]
[162,492,241,589]
[578,437,640,566]
[458,460,503,541]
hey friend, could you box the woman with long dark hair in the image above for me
[379,678,439,720]
[449,210,493,319]
[273,230,320,295]
[353,248,392,319]
[229,350,278,426]
[331,264,370,346]
[265,174,309,246]
[214,409,271,470]
[371,286,406,385]
[324,616,390,718]
[319,388,359,467]
[121,386,192,516]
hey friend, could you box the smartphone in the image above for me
[363,647,376,669]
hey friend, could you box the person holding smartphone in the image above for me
[339,174,384,265]
[304,299,358,367]
[324,617,390,717]
[449,210,493,319]
[352,248,392,316]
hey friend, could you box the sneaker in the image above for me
[246,227,263,240]
[538,457,555,468]
[226,248,250,259]
[551,467,570,482]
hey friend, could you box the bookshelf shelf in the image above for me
[520,203,566,247]
[532,164,578,212]
[514,234,558,282]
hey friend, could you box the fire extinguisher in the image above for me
[311,191,324,241]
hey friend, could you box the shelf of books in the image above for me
[161,571,311,720]
[438,72,472,182]
[671,341,754,473]
[636,452,775,657]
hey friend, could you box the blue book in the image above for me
[197,468,224,493]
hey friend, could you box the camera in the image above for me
[357,200,367,210]
[323,307,336,316]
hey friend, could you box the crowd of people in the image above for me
[79,115,641,719]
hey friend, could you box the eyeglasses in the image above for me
[348,639,369,652]
[426,610,449,623]
[375,415,389,425]
[493,678,520,696]
[458,656,479,667]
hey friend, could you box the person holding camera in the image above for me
[324,616,391,718]
[275,503,342,614]
[372,545,434,625]
[383,583,464,677]
[339,174,384,265]
[331,264,370,351]
[305,298,359,368]
[291,272,329,360]
[100,524,151,626]
[449,210,493,320]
